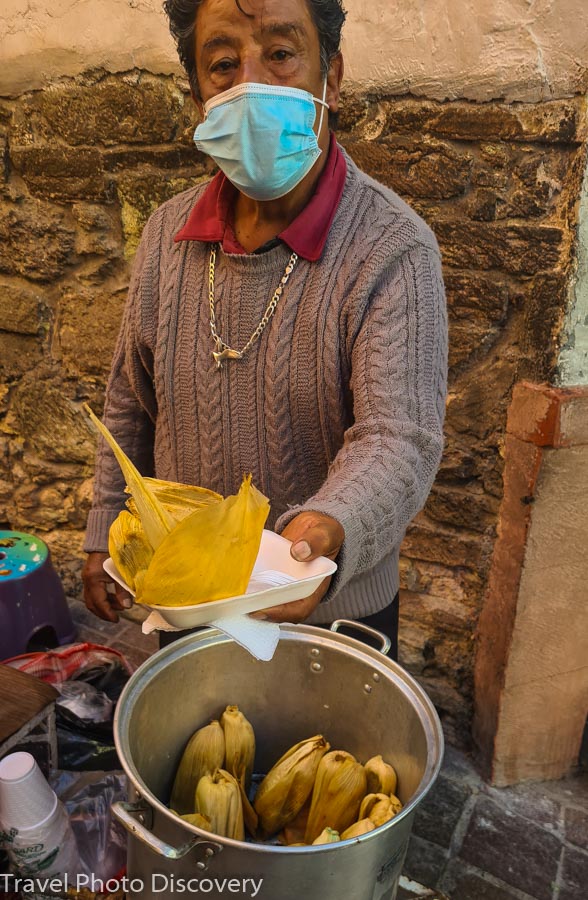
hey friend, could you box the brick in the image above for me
[459,796,561,899]
[401,520,488,569]
[473,434,542,767]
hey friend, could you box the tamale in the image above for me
[138,475,269,607]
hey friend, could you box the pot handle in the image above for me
[330,618,391,656]
[112,801,222,867]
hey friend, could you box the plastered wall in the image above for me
[1,0,587,101]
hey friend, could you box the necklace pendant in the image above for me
[213,346,243,369]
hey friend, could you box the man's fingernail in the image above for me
[122,597,133,609]
[292,540,312,560]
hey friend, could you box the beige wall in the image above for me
[1,0,587,100]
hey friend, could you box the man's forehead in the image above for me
[196,0,314,38]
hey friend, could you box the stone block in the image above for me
[0,199,76,282]
[429,98,585,144]
[342,136,473,200]
[117,171,203,256]
[102,144,211,173]
[564,807,588,852]
[0,281,49,335]
[412,775,473,848]
[425,484,500,533]
[8,373,96,465]
[402,519,488,569]
[459,796,561,899]
[401,589,475,635]
[557,846,588,900]
[72,203,122,258]
[439,860,529,900]
[447,353,517,440]
[402,835,448,888]
[0,333,45,380]
[434,220,564,276]
[14,77,183,147]
[56,284,127,379]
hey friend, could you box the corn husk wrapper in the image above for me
[358,792,403,827]
[254,736,330,838]
[170,720,225,815]
[108,509,154,593]
[179,812,212,830]
[84,402,269,608]
[221,705,255,791]
[126,478,222,524]
[364,755,398,796]
[84,404,175,550]
[304,750,367,844]
[312,827,340,845]
[139,474,269,607]
[220,705,258,836]
[279,799,311,846]
[195,769,245,841]
[341,818,376,839]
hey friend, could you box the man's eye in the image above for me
[211,59,236,73]
[271,49,293,62]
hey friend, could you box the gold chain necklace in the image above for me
[208,243,299,369]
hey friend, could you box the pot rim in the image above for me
[113,623,444,853]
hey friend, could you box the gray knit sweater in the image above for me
[84,149,447,624]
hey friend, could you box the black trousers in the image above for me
[159,592,399,661]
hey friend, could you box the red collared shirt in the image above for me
[174,132,347,261]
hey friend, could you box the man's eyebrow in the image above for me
[202,34,238,54]
[261,21,306,40]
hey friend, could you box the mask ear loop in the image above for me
[316,77,329,136]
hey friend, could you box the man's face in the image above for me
[194,0,341,118]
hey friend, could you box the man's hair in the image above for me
[163,0,347,99]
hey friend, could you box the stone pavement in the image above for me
[69,599,588,900]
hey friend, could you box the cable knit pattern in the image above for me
[84,149,448,623]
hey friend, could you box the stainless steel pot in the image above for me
[113,620,443,900]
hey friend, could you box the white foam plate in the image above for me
[103,529,337,629]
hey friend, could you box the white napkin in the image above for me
[143,611,281,662]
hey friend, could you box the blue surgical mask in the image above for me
[193,81,329,201]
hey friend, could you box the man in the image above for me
[82,0,447,659]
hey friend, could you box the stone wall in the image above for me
[0,71,586,744]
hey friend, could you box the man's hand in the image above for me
[254,511,344,624]
[82,551,132,623]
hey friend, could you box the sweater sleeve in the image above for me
[83,223,158,553]
[275,239,448,600]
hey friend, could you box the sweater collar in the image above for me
[174,133,346,262]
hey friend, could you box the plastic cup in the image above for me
[0,752,58,830]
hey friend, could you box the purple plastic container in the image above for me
[0,531,76,661]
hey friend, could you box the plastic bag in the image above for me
[3,642,134,684]
[55,681,114,724]
[4,643,133,771]
[50,770,128,882]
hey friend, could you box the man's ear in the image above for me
[326,51,344,114]
[191,90,204,119]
